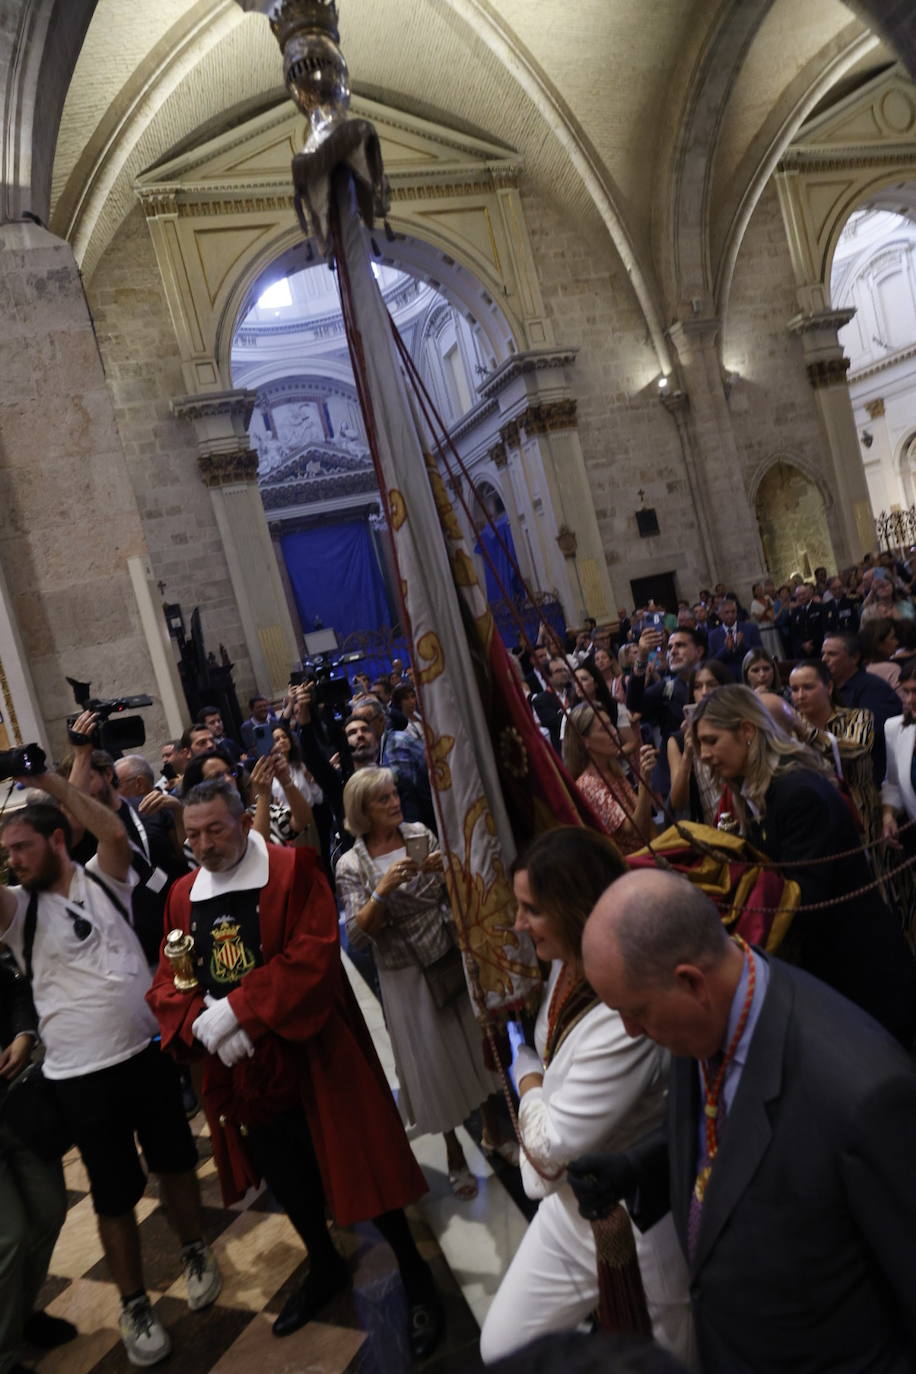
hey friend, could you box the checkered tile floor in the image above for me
[27,1116,482,1374]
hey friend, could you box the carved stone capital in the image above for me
[865,397,886,419]
[198,449,260,487]
[806,357,851,389]
[522,398,578,436]
[489,441,508,469]
[499,398,578,446]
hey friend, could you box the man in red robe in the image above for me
[147,777,442,1357]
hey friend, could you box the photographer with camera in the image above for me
[65,715,188,969]
[0,753,219,1367]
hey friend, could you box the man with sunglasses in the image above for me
[0,763,218,1368]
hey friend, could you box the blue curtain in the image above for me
[476,515,525,606]
[281,521,392,655]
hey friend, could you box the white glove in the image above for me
[192,995,240,1053]
[511,1043,543,1094]
[216,1026,255,1067]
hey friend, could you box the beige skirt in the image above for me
[378,962,498,1135]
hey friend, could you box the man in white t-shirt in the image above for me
[0,764,220,1369]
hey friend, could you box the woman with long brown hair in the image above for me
[480,827,693,1367]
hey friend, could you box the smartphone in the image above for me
[650,611,665,629]
[639,724,656,745]
[249,721,274,758]
[404,833,430,866]
[289,669,308,686]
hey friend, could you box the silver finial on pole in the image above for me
[237,0,388,252]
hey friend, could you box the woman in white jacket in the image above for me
[480,828,695,1368]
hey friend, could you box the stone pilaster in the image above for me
[788,309,875,562]
[171,389,299,694]
[667,317,767,589]
[0,221,168,754]
[482,351,616,622]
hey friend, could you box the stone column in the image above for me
[521,403,614,624]
[0,220,168,754]
[788,308,875,564]
[668,317,767,588]
[171,390,299,695]
[489,440,535,588]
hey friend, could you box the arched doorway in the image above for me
[755,461,833,580]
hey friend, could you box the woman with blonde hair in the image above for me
[335,767,507,1199]
[690,685,916,1045]
[562,703,657,854]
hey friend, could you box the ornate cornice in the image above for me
[787,308,856,337]
[779,148,916,172]
[198,449,260,486]
[849,339,916,383]
[172,390,256,424]
[430,395,499,449]
[806,357,851,389]
[137,163,519,221]
[261,468,378,508]
[478,347,578,400]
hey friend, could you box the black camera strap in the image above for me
[22,869,132,983]
[23,891,38,984]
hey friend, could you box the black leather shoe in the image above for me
[23,1312,78,1349]
[408,1291,445,1362]
[272,1259,350,1338]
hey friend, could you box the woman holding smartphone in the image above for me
[335,768,506,1199]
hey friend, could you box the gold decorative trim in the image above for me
[198,449,259,487]
[0,656,22,745]
[865,397,886,419]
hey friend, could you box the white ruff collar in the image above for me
[190,829,270,900]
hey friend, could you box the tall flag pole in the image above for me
[240,0,600,1017]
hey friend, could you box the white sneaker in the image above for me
[119,1296,171,1367]
[183,1240,222,1311]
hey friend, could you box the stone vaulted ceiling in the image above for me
[48,0,903,360]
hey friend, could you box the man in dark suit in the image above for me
[568,869,916,1374]
[787,582,831,658]
[822,629,902,783]
[705,598,762,680]
[530,656,576,753]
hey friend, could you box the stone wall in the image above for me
[0,221,166,754]
[755,461,834,583]
[86,205,256,699]
[519,184,710,609]
[723,180,837,566]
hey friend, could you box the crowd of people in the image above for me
[2,553,916,1372]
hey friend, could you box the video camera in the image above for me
[65,695,154,726]
[295,662,352,719]
[65,678,154,756]
[0,743,47,781]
